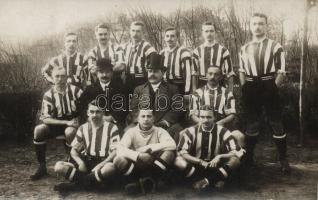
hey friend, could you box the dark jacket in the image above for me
[79,80,128,123]
[129,81,183,124]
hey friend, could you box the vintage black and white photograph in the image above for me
[0,0,317,199]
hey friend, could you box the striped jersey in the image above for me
[160,46,192,93]
[193,43,235,80]
[85,43,125,84]
[42,52,85,86]
[40,84,83,120]
[178,124,240,160]
[71,121,120,157]
[190,85,236,121]
[122,40,156,78]
[239,38,286,79]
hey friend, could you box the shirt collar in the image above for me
[200,124,214,133]
[53,84,68,94]
[63,51,77,58]
[131,40,143,47]
[98,42,111,51]
[206,84,219,91]
[165,45,178,53]
[251,36,267,44]
[99,81,111,91]
[150,81,162,91]
[203,41,217,47]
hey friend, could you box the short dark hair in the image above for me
[202,21,216,30]
[199,105,214,111]
[136,109,154,117]
[64,32,78,41]
[131,21,145,28]
[95,23,110,32]
[164,27,180,38]
[251,13,268,24]
[88,99,98,107]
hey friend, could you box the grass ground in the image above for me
[0,133,317,200]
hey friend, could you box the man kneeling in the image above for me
[175,105,243,192]
[54,100,120,192]
[114,109,176,195]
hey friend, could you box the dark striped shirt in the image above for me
[42,52,85,86]
[72,121,120,157]
[160,46,192,93]
[40,84,83,120]
[122,40,156,78]
[178,124,240,161]
[190,85,236,121]
[193,43,235,80]
[239,38,286,79]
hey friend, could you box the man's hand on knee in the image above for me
[137,153,154,166]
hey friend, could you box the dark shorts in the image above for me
[241,79,284,135]
[70,156,104,172]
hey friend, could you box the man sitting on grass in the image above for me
[53,100,120,192]
[175,105,243,192]
[113,109,176,195]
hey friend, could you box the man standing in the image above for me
[79,58,128,132]
[193,22,235,91]
[160,27,193,94]
[122,21,157,93]
[54,100,120,192]
[239,13,290,173]
[114,109,176,194]
[85,23,125,86]
[175,105,243,191]
[129,53,184,138]
[42,32,85,87]
[30,67,82,180]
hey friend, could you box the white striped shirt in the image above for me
[178,124,240,160]
[239,38,286,79]
[122,40,156,78]
[40,84,82,120]
[160,46,192,93]
[85,43,124,84]
[72,121,120,157]
[190,85,236,121]
[86,43,124,70]
[193,43,235,80]
[42,52,85,86]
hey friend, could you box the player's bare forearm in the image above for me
[216,114,235,126]
[228,76,234,92]
[116,145,140,162]
[239,72,246,86]
[70,148,84,166]
[218,152,236,160]
[105,151,117,162]
[181,153,202,165]
[42,118,69,126]
[147,142,176,153]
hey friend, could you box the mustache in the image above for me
[149,75,157,79]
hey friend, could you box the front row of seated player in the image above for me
[53,102,243,194]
